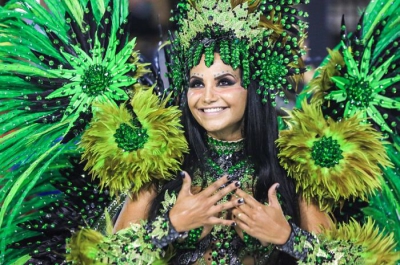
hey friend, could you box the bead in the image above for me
[114,122,149,152]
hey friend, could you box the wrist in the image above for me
[150,211,187,248]
[168,210,188,236]
[276,221,292,245]
[276,222,316,260]
[259,221,291,246]
[168,208,186,233]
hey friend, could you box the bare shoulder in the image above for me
[298,197,333,233]
[113,185,158,232]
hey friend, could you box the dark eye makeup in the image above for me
[218,78,236,86]
[189,79,204,88]
[189,75,237,88]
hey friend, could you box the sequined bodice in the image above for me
[172,136,274,265]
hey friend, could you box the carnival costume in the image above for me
[0,0,399,264]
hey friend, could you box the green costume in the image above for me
[0,0,399,264]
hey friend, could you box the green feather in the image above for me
[11,255,31,265]
[364,137,400,252]
[0,0,141,262]
[64,0,85,28]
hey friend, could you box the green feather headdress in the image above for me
[166,0,309,106]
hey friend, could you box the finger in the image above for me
[202,175,231,197]
[268,183,281,208]
[178,171,192,197]
[208,216,237,227]
[235,188,259,207]
[231,208,241,218]
[236,202,253,215]
[235,213,251,230]
[209,181,240,204]
[210,196,245,215]
[232,209,249,225]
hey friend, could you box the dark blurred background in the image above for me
[0,0,370,74]
[304,0,369,68]
[129,0,370,70]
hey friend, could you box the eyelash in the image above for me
[189,80,203,88]
[218,79,235,86]
[189,78,236,88]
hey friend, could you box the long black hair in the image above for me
[149,80,300,264]
[150,80,299,218]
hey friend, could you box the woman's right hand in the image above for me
[169,171,242,232]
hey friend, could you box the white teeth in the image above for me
[203,107,224,113]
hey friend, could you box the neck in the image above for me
[206,134,244,156]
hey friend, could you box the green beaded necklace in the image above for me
[207,135,244,156]
[200,135,254,182]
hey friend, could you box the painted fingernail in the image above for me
[275,184,280,190]
[237,198,244,205]
[227,175,233,181]
[180,171,185,178]
[235,181,241,187]
[231,222,237,226]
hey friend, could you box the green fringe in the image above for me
[322,218,398,264]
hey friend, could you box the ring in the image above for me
[237,213,242,219]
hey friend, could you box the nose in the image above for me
[203,84,218,104]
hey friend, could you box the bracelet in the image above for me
[275,222,315,260]
[151,212,188,248]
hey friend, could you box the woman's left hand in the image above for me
[232,183,291,246]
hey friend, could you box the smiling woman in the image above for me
[188,54,247,141]
[65,0,398,264]
[2,0,398,264]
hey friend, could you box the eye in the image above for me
[189,80,204,88]
[218,78,235,86]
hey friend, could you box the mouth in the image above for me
[200,107,227,113]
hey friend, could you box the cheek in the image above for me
[187,90,200,112]
[187,90,196,98]
[226,90,247,113]
[238,91,248,113]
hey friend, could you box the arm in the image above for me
[232,185,397,265]
[113,186,157,232]
[298,197,332,233]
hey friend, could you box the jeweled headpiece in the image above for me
[166,0,309,105]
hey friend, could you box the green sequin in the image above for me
[311,136,343,168]
[345,79,373,109]
[81,64,112,96]
[114,122,148,152]
[207,135,244,155]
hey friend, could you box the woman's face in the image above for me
[188,54,247,141]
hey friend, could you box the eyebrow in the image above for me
[189,73,236,80]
